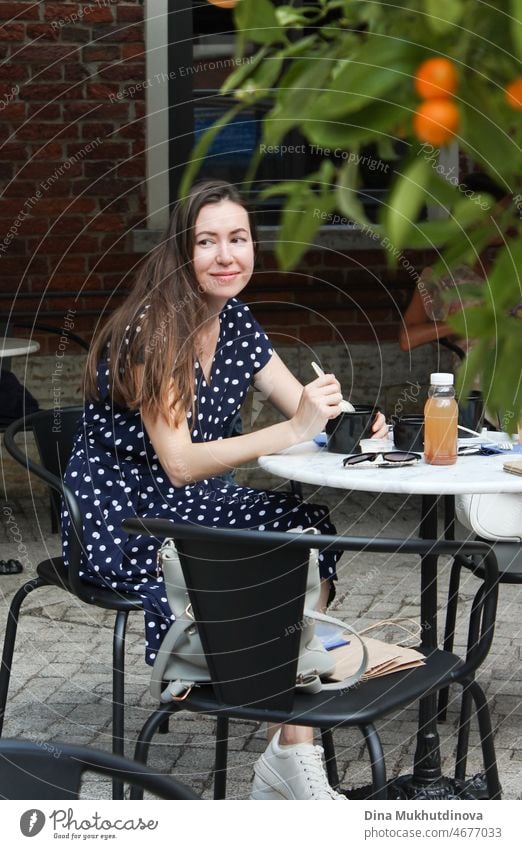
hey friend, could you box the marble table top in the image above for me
[0,338,39,358]
[258,441,522,495]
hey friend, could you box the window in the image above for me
[144,2,451,233]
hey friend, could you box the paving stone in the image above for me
[1,491,520,799]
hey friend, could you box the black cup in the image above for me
[392,415,424,453]
[458,390,484,431]
[325,405,377,454]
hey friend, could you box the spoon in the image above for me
[311,361,355,413]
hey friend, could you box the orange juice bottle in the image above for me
[424,373,458,465]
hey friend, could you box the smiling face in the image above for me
[192,199,255,310]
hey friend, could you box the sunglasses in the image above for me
[457,444,503,456]
[343,451,421,468]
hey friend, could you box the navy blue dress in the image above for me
[61,298,339,664]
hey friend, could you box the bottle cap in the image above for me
[430,372,454,386]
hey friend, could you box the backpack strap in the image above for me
[150,613,198,703]
[297,609,369,693]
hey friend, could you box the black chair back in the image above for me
[30,407,83,527]
[175,531,308,711]
[4,408,88,599]
[0,739,198,800]
[124,519,500,700]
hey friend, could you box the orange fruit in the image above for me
[505,77,522,109]
[414,57,459,99]
[207,0,239,8]
[413,98,460,146]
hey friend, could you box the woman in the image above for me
[62,180,387,800]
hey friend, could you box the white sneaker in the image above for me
[250,730,346,800]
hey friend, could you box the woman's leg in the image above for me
[268,725,313,745]
[257,578,343,798]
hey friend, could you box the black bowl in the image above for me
[392,415,424,452]
[325,405,378,454]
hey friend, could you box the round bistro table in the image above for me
[259,441,521,798]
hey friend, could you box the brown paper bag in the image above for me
[327,636,425,682]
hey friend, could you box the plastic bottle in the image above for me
[423,373,458,465]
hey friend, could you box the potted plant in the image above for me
[185,0,522,426]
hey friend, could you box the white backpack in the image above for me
[150,529,368,702]
[455,493,522,542]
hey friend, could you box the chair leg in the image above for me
[455,586,485,783]
[438,558,463,720]
[361,724,387,799]
[112,610,129,800]
[213,716,229,799]
[0,578,46,736]
[458,679,502,799]
[50,494,58,534]
[129,703,180,800]
[158,716,170,735]
[320,729,339,790]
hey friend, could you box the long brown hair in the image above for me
[85,180,256,424]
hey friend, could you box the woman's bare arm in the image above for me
[254,351,388,438]
[399,287,452,352]
[142,373,343,487]
[252,351,304,419]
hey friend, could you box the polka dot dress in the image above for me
[61,299,340,665]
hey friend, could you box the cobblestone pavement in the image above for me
[0,484,520,800]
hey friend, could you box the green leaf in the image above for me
[280,33,322,59]
[259,180,304,200]
[179,104,241,199]
[449,304,493,338]
[275,5,317,27]
[486,325,522,420]
[424,0,463,34]
[230,55,284,104]
[375,137,400,161]
[424,171,463,210]
[460,98,521,185]
[484,241,522,311]
[384,156,432,251]
[336,157,374,228]
[510,0,522,61]
[261,55,335,146]
[306,37,419,121]
[455,340,489,402]
[277,197,334,270]
[276,162,337,269]
[451,195,489,229]
[220,47,269,95]
[234,0,285,48]
[399,218,461,249]
[304,102,408,148]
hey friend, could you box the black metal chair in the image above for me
[1,321,89,533]
[10,320,90,352]
[122,519,501,800]
[0,738,198,799]
[1,409,145,799]
[440,535,522,780]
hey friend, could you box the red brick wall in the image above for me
[1,0,422,353]
[250,248,429,347]
[0,0,146,351]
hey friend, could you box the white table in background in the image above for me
[0,338,39,370]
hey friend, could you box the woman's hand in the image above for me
[371,412,388,440]
[290,374,342,442]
